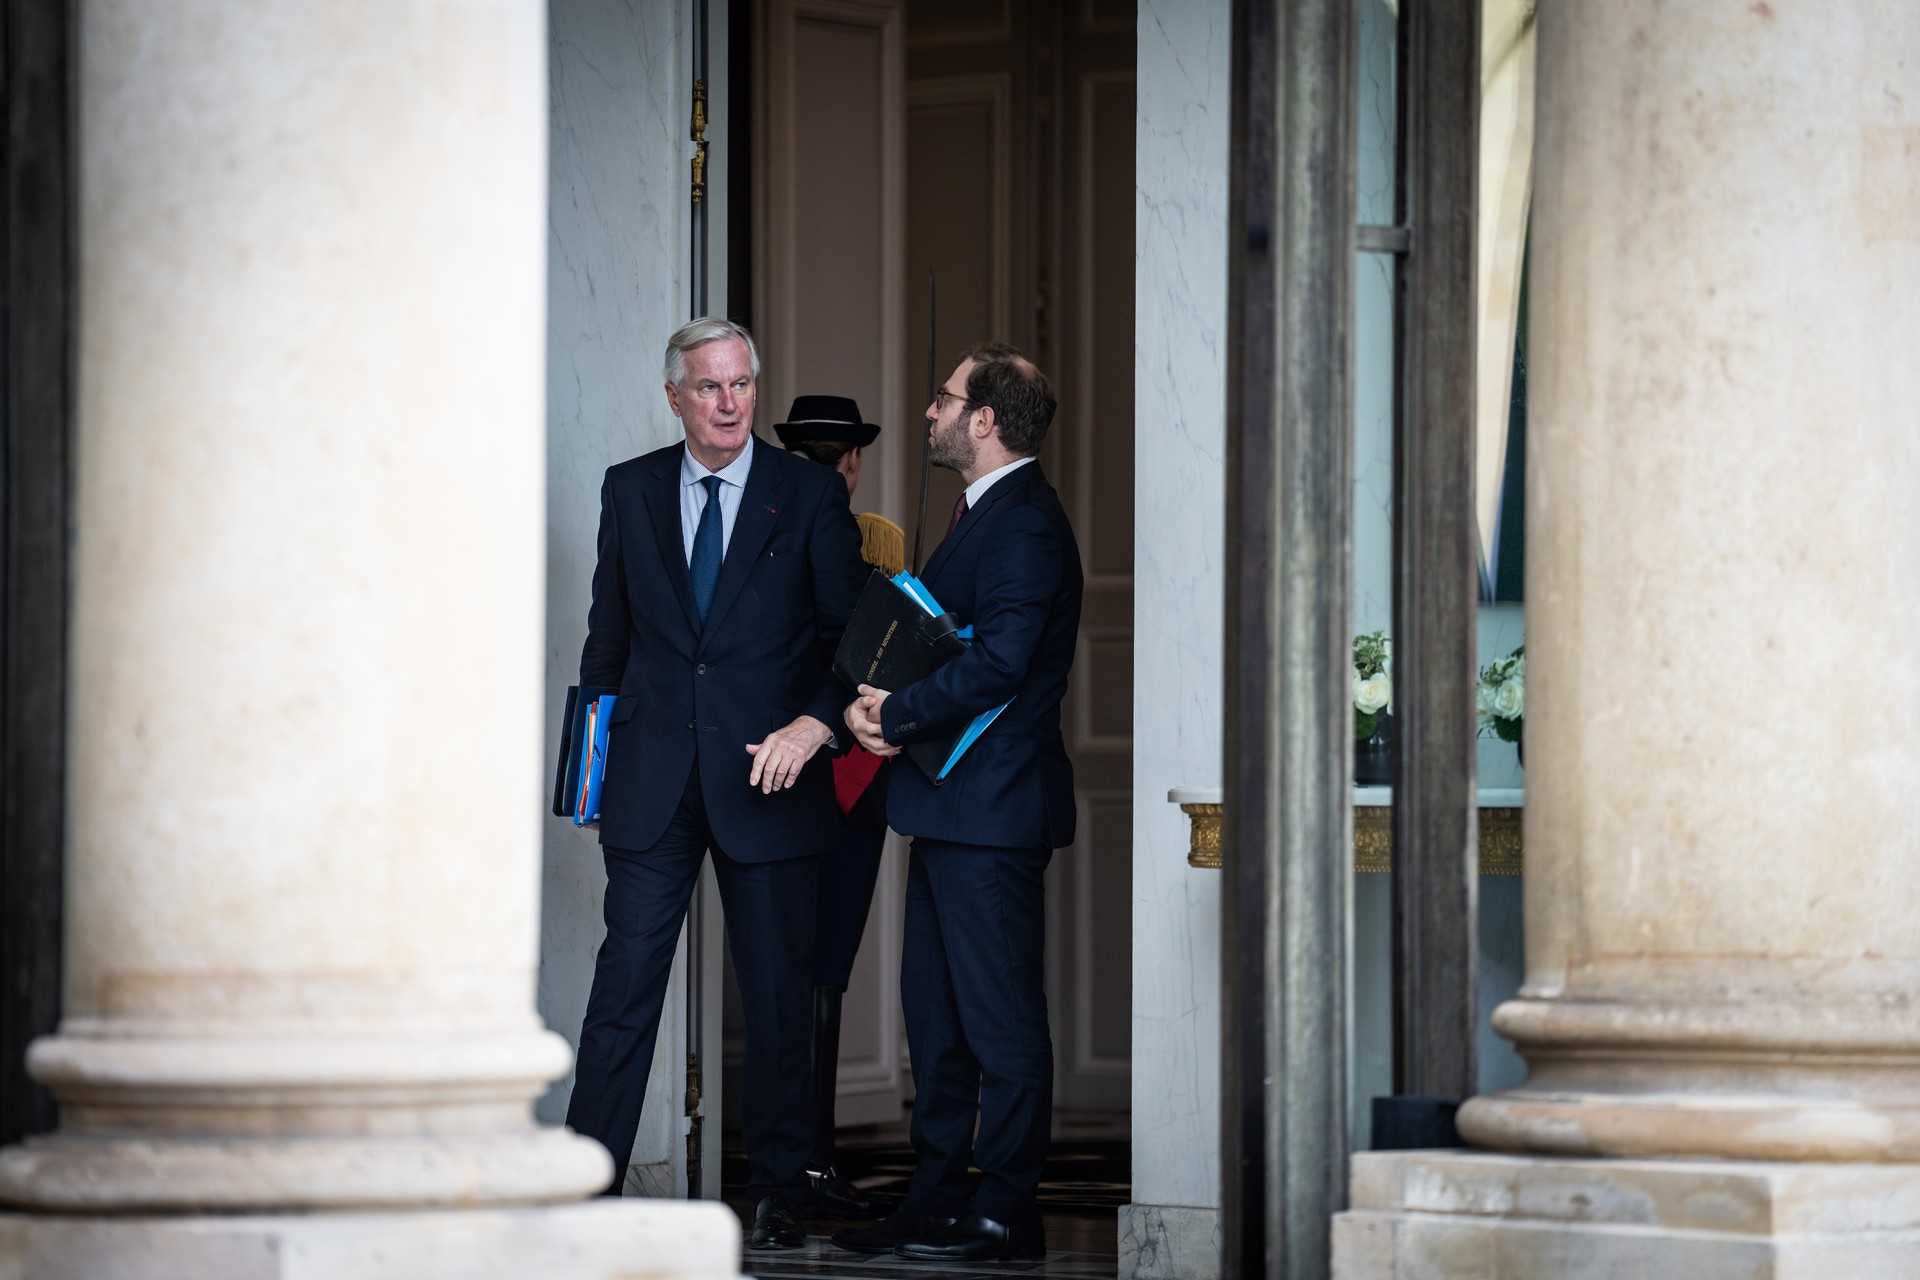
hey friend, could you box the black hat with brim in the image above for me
[773,394,881,448]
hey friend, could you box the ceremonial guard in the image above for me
[774,395,903,1218]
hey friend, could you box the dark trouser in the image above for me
[566,766,818,1199]
[900,837,1053,1225]
[812,815,888,991]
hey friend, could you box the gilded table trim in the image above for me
[1180,803,1222,869]
[1184,803,1522,874]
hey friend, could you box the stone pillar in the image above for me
[0,4,736,1274]
[1336,2,1920,1273]
[1124,0,1230,1276]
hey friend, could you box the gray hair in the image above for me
[663,317,761,388]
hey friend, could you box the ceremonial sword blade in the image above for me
[911,270,937,573]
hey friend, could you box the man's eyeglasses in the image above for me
[933,387,975,412]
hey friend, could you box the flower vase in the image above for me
[1354,712,1393,787]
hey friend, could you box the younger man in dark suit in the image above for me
[840,344,1082,1262]
[565,318,866,1249]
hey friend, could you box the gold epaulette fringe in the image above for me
[856,511,907,576]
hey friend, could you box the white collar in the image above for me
[681,433,756,488]
[963,455,1036,508]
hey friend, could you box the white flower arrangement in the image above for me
[1476,643,1525,745]
[1352,630,1392,740]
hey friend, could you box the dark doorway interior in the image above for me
[719,0,1137,1256]
[1,0,73,1148]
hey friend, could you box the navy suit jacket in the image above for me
[880,462,1083,850]
[579,439,867,859]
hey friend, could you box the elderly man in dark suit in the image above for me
[564,317,866,1250]
[839,344,1083,1263]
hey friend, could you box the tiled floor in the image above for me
[742,1234,1116,1280]
[728,1111,1126,1280]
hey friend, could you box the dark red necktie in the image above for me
[944,493,969,541]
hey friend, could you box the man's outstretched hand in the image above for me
[745,714,835,794]
[844,684,898,757]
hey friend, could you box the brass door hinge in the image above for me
[684,1051,704,1198]
[691,80,709,206]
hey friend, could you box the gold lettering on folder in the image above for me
[866,620,899,683]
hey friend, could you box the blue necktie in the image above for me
[690,475,723,624]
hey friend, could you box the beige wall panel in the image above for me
[904,77,1010,545]
[899,0,1134,1117]
[1052,792,1132,1101]
[1050,20,1135,1114]
[757,0,906,522]
[1080,631,1135,745]
[752,0,908,1129]
[905,0,1011,49]
[1080,73,1137,582]
[789,19,885,407]
[1084,0,1135,33]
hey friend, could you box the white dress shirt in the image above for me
[679,435,836,742]
[963,454,1036,509]
[679,434,755,564]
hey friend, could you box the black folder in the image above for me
[832,571,974,786]
[833,570,968,692]
[551,683,618,818]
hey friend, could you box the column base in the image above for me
[1333,1150,1920,1279]
[0,1127,612,1212]
[0,1200,738,1280]
[1459,995,1920,1162]
[1119,1203,1220,1280]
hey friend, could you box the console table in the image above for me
[1168,786,1524,875]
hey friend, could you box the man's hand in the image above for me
[745,714,835,793]
[845,684,899,757]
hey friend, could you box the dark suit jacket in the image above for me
[580,439,867,859]
[879,462,1083,849]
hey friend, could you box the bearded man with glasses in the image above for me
[840,343,1083,1262]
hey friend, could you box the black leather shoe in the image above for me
[830,1206,957,1254]
[894,1213,1046,1262]
[747,1194,807,1251]
[808,1164,894,1218]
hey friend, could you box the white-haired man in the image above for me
[565,318,866,1248]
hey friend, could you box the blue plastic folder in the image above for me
[889,572,1013,781]
[573,692,616,826]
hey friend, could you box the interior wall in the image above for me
[538,0,691,1190]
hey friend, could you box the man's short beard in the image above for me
[929,418,976,473]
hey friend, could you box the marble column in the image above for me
[1337,2,1920,1273]
[1125,0,1229,1275]
[0,4,735,1274]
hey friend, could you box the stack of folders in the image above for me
[832,569,1013,786]
[551,684,618,826]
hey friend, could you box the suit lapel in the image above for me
[699,443,786,645]
[919,517,964,588]
[921,462,1044,588]
[643,445,702,635]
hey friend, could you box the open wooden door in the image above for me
[738,0,912,1132]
